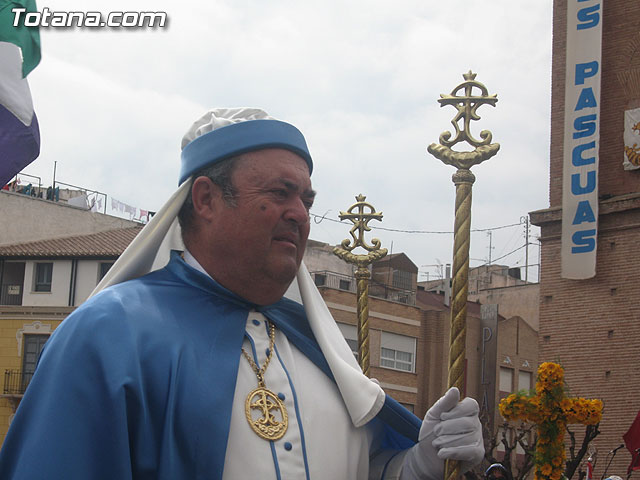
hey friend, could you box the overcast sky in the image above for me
[19,0,553,282]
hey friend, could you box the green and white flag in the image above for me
[0,0,41,77]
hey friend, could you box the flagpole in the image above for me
[52,160,57,197]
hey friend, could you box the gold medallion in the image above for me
[244,386,288,441]
[241,321,289,441]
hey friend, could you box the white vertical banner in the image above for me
[561,0,603,279]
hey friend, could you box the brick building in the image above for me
[307,242,424,412]
[422,264,540,330]
[318,287,422,412]
[416,288,538,433]
[530,0,640,476]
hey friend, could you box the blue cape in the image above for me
[0,251,419,479]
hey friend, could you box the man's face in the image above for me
[202,148,315,304]
[488,470,505,480]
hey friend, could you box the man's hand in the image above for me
[400,388,484,480]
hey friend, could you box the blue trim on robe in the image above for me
[272,340,312,480]
[0,250,419,479]
[269,441,283,480]
[244,328,285,479]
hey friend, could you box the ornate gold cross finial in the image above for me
[428,70,500,170]
[427,72,500,480]
[334,194,387,265]
[332,194,388,377]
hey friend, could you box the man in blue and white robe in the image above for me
[0,108,483,479]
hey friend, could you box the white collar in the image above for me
[183,248,210,278]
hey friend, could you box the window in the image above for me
[345,339,358,358]
[339,279,351,291]
[380,332,416,372]
[518,370,532,391]
[99,262,114,281]
[392,269,413,290]
[34,263,53,292]
[392,292,411,304]
[400,403,415,413]
[1,261,25,305]
[22,334,49,390]
[381,348,413,371]
[499,367,514,397]
[337,323,358,359]
[314,273,326,286]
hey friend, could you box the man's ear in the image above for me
[191,176,223,223]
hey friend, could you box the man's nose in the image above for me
[284,197,310,225]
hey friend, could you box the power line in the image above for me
[472,244,527,267]
[310,211,522,234]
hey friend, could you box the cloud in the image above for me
[21,0,551,280]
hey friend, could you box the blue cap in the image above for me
[179,119,313,185]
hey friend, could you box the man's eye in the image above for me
[272,189,288,198]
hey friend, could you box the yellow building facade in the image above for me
[0,309,67,444]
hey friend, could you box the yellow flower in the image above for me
[501,362,603,480]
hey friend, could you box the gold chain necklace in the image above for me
[241,321,288,441]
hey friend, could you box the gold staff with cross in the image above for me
[427,71,500,480]
[333,194,387,377]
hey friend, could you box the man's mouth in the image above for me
[273,232,298,248]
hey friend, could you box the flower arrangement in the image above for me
[499,362,603,480]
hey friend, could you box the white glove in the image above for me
[400,387,484,480]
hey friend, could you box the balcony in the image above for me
[1,284,23,305]
[1,370,32,411]
[311,270,416,305]
[3,369,32,395]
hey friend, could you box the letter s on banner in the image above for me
[571,230,596,254]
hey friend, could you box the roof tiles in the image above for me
[0,226,142,258]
